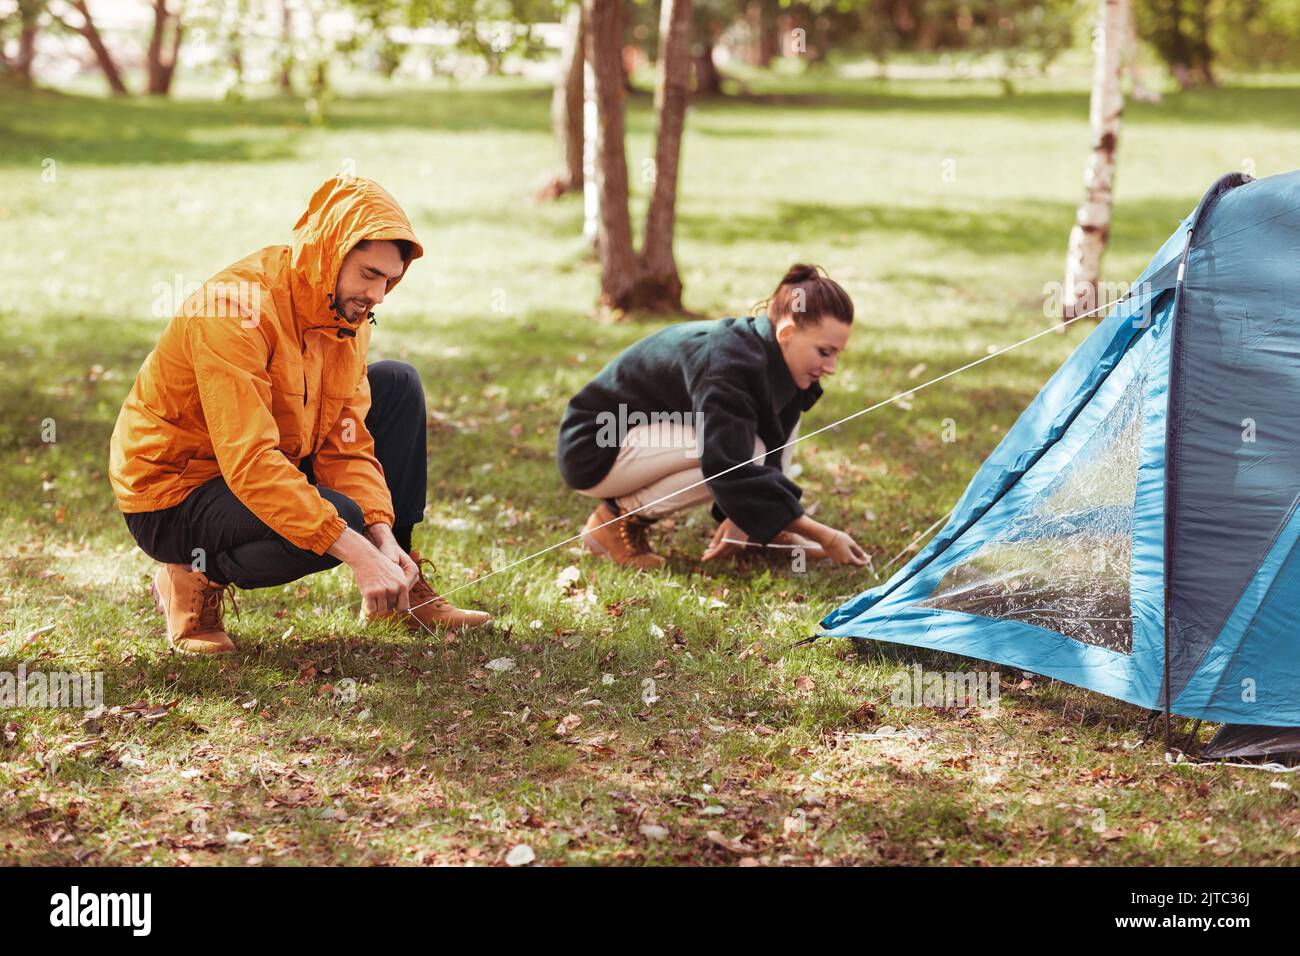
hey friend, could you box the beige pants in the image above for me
[578,421,798,520]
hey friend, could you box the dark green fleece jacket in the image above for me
[556,313,823,543]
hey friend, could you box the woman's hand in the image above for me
[783,515,870,567]
[701,518,748,562]
[820,528,869,566]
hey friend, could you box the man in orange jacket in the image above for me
[109,176,491,654]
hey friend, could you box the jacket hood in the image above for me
[289,175,424,334]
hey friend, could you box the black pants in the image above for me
[123,360,427,589]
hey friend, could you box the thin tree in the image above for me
[1062,0,1127,327]
[538,2,585,200]
[638,0,692,308]
[1139,0,1216,89]
[692,2,723,96]
[49,0,129,95]
[1124,0,1160,103]
[8,0,43,86]
[582,37,598,248]
[146,0,184,96]
[585,0,636,307]
[278,0,296,93]
[744,0,777,66]
[585,0,692,315]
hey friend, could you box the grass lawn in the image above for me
[2,67,1298,865]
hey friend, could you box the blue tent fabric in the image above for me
[821,170,1300,732]
[1164,173,1300,710]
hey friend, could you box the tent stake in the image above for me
[1137,709,1161,746]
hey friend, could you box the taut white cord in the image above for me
[412,296,1120,610]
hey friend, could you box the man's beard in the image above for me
[333,298,366,323]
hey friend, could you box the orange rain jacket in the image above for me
[109,176,425,555]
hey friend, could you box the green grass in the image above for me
[2,69,1298,865]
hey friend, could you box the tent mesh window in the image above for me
[916,371,1147,653]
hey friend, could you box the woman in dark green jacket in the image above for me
[556,264,869,570]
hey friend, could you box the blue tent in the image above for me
[820,171,1300,758]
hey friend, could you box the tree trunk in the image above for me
[312,58,329,98]
[278,0,295,93]
[539,3,585,200]
[166,13,183,89]
[12,0,41,86]
[582,55,599,248]
[584,0,637,311]
[1190,0,1216,86]
[759,4,778,65]
[147,0,167,93]
[745,0,777,66]
[637,0,691,312]
[583,0,691,316]
[744,1,762,65]
[15,25,37,85]
[146,0,182,96]
[916,16,940,52]
[1124,0,1161,103]
[1159,0,1216,90]
[693,37,719,95]
[70,0,129,96]
[1062,0,1126,327]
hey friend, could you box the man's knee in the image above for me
[368,360,423,402]
[318,487,366,534]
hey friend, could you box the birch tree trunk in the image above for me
[1062,0,1126,327]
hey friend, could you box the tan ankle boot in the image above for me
[150,564,236,655]
[581,501,666,570]
[367,550,492,634]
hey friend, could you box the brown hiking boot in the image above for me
[370,550,492,634]
[150,564,237,655]
[581,501,666,570]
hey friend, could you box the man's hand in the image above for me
[701,518,749,562]
[366,522,419,588]
[327,527,410,615]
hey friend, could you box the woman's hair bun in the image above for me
[764,262,854,327]
[781,263,820,285]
